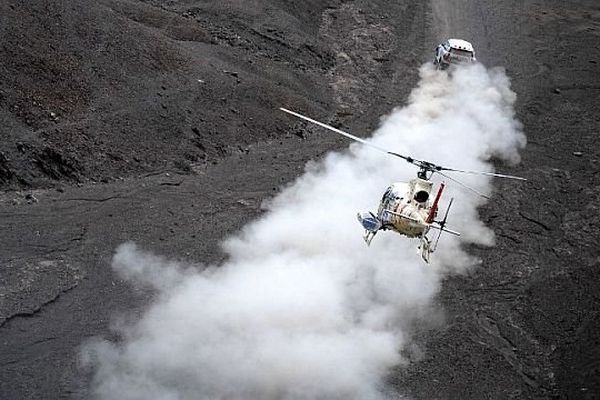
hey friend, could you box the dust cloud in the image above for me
[81,64,526,399]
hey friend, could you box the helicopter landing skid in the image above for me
[363,230,377,246]
[418,235,433,264]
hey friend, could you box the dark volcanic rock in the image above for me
[0,0,338,189]
[32,146,81,182]
[0,152,14,185]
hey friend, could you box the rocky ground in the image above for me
[1,0,598,399]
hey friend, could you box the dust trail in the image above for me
[81,64,525,400]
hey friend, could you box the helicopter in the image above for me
[279,107,526,263]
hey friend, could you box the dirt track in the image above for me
[1,1,599,399]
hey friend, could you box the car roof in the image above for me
[447,39,474,52]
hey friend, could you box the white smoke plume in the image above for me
[81,64,526,399]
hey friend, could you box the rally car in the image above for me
[434,39,476,70]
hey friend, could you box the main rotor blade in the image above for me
[280,107,527,185]
[279,108,414,163]
[437,171,490,199]
[439,167,527,181]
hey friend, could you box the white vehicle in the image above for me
[434,39,476,69]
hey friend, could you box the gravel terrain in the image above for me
[1,0,598,399]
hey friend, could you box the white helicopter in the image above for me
[280,107,526,263]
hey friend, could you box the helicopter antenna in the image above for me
[280,107,526,198]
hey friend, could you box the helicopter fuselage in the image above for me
[377,179,436,238]
[357,177,454,262]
